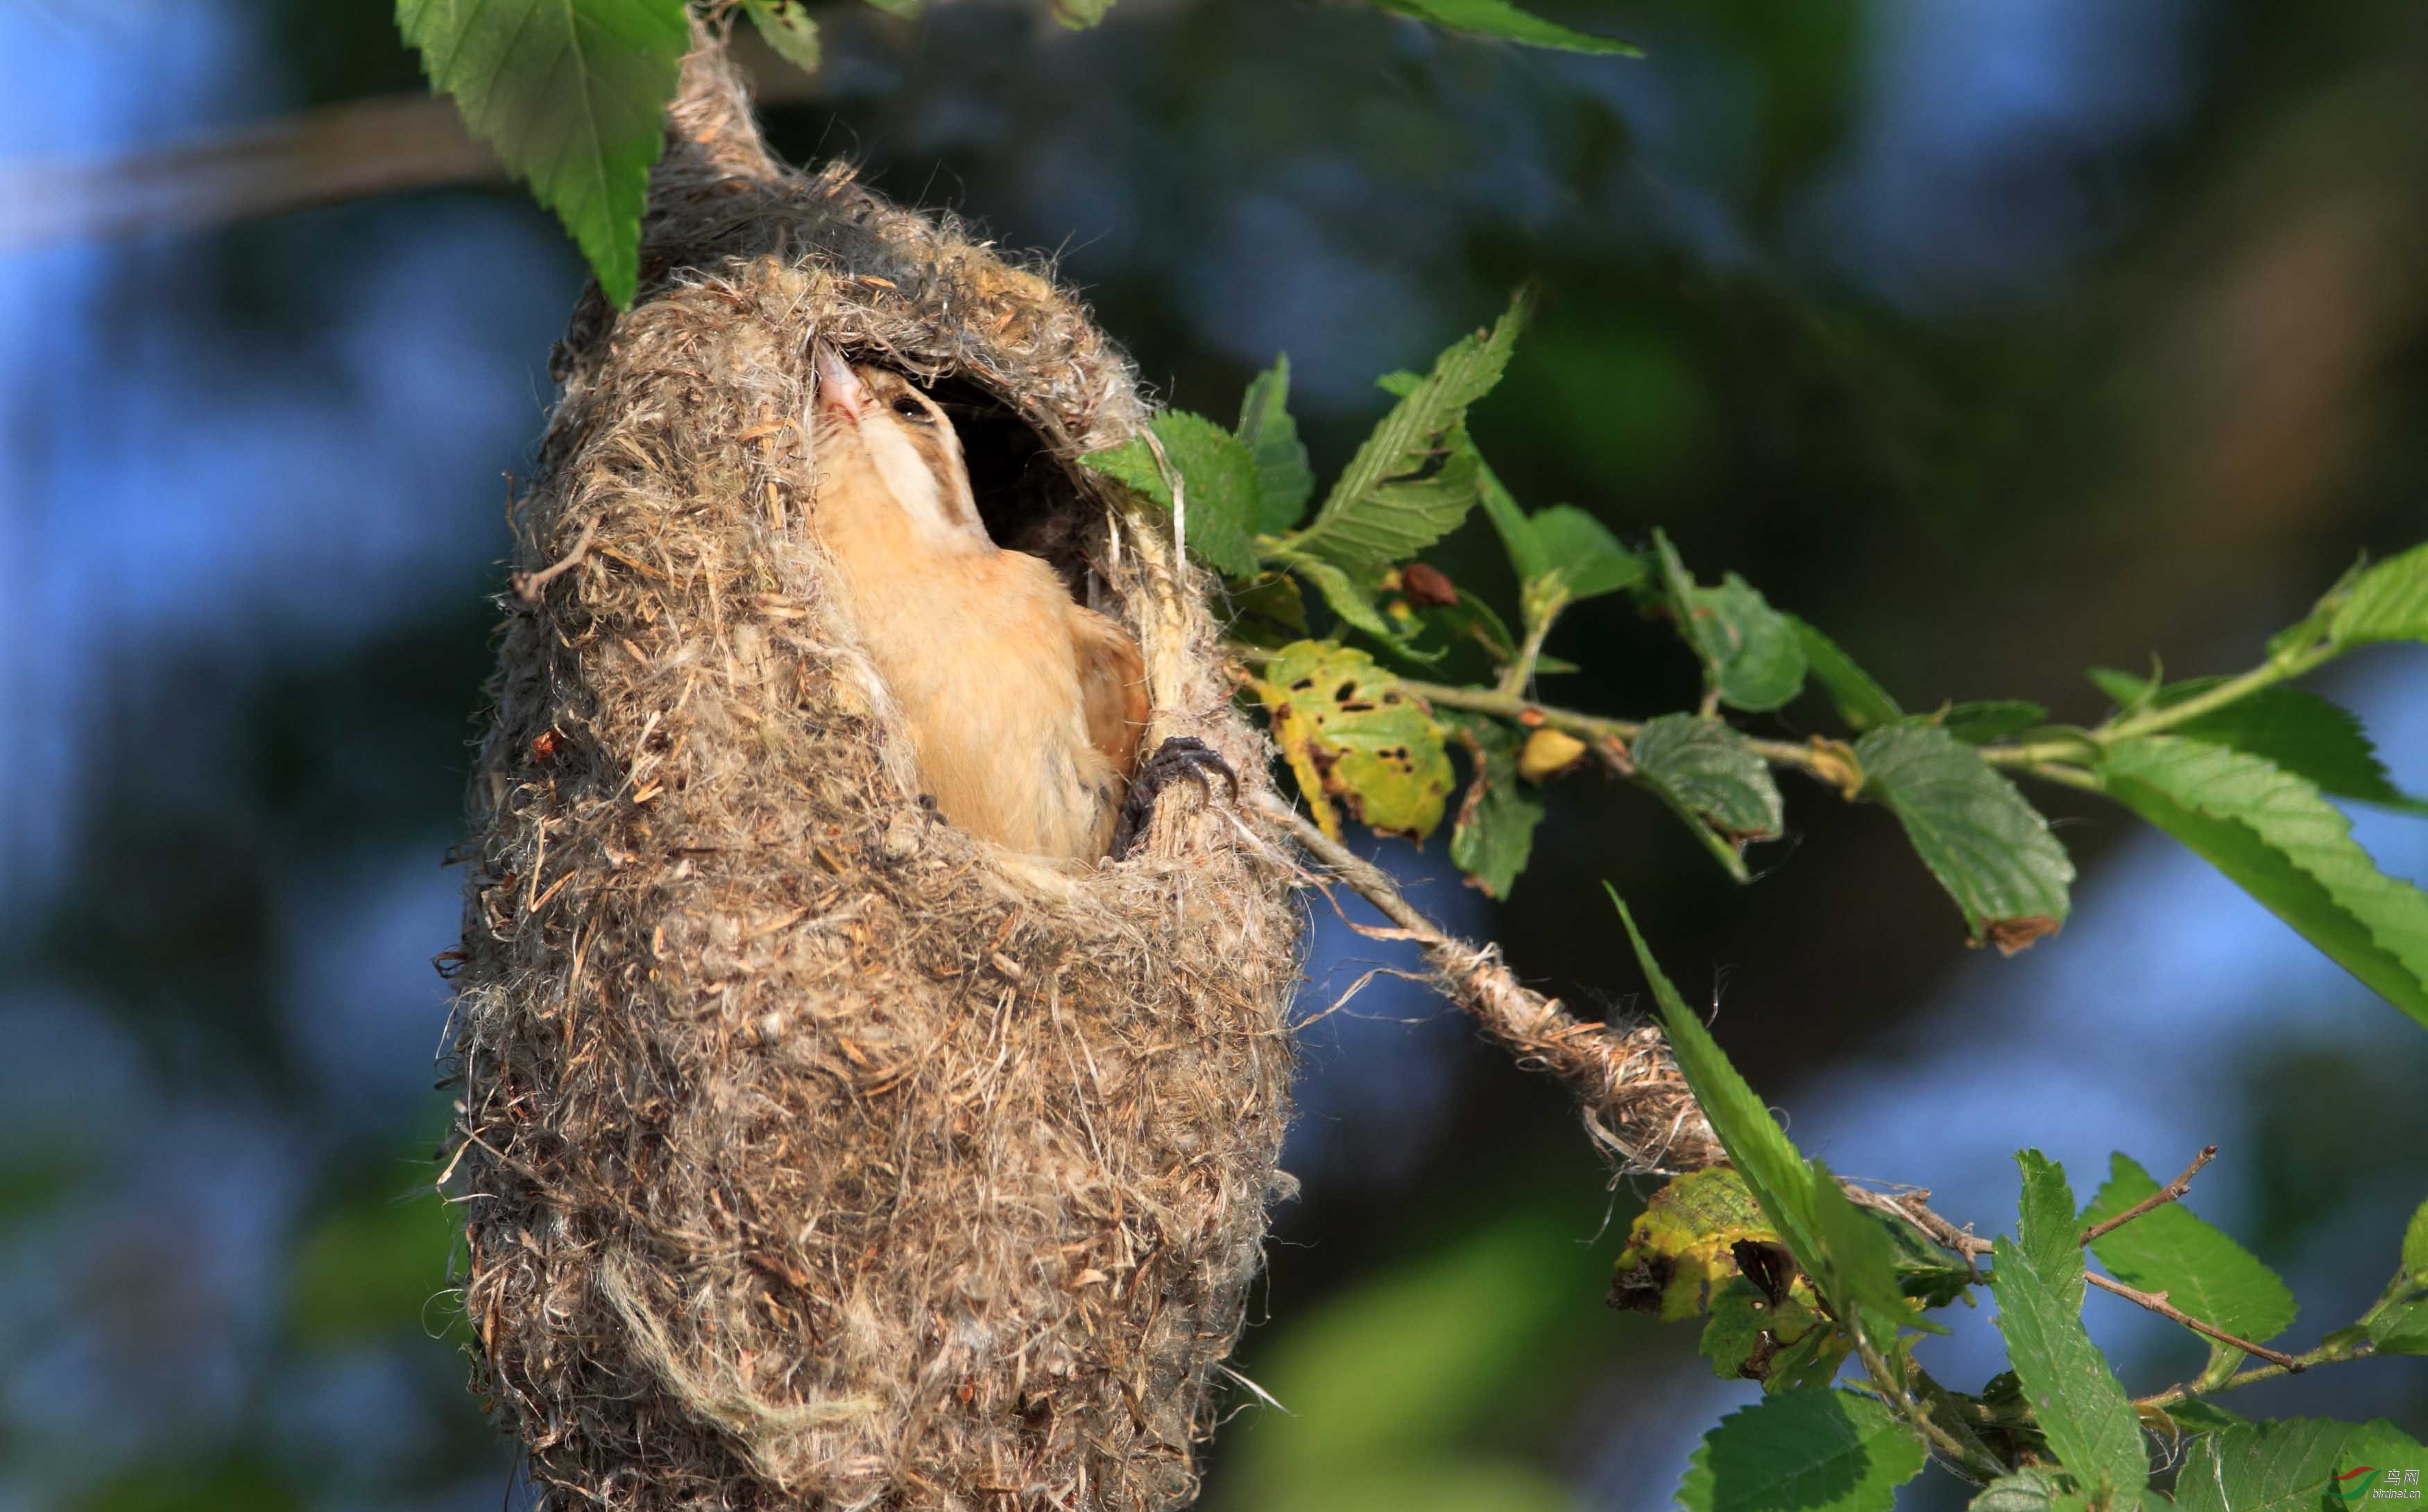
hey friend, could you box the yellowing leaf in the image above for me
[1255,641,1453,841]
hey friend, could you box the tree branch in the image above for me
[2083,1271,2301,1371]
[2079,1144,2216,1247]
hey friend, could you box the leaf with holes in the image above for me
[1855,723,2073,951]
[1237,355,1315,534]
[1079,411,1262,578]
[1674,1390,1925,1512]
[2099,736,2428,1028]
[1282,293,1530,574]
[1442,715,1544,899]
[1253,642,1452,842]
[1626,714,1784,883]
[397,0,690,310]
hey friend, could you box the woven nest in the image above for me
[445,33,1299,1511]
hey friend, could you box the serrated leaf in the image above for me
[2099,736,2428,1029]
[1626,714,1784,883]
[1254,641,1451,842]
[1277,550,1409,648]
[1610,891,1820,1269]
[1990,1235,2148,1505]
[2082,1153,2296,1346]
[1675,1390,1925,1512]
[2015,1149,2084,1312]
[1236,355,1315,534]
[2092,672,2428,814]
[1376,0,1642,55]
[1966,1469,2068,1511]
[1854,723,2074,950]
[1283,293,1530,573]
[397,0,690,311]
[1809,1158,1942,1337]
[1079,412,1262,578]
[2328,540,2428,648]
[743,0,821,70]
[1942,701,2052,745]
[1442,715,1544,899]
[1655,533,1808,712]
[1530,506,1643,600]
[1789,616,1903,732]
[2173,1418,2425,1512]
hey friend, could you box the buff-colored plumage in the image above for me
[809,347,1147,860]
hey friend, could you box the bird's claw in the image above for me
[1113,736,1239,859]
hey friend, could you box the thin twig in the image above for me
[2135,1332,2373,1411]
[512,517,599,603]
[2083,1272,2301,1371]
[1253,791,1724,1174]
[2080,1145,2217,1247]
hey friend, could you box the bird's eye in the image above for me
[891,395,932,424]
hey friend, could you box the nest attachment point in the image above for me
[447,33,1300,1511]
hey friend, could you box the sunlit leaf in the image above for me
[1990,1235,2148,1506]
[2082,1153,2296,1346]
[2089,671,2427,813]
[2013,1149,2083,1312]
[1283,293,1530,573]
[1625,714,1784,883]
[1530,506,1642,601]
[1238,354,1316,534]
[1442,714,1544,899]
[1609,1167,1776,1323]
[1050,0,1116,28]
[2327,540,2428,648]
[1376,0,1641,55]
[2099,737,2428,1028]
[1254,641,1453,841]
[1674,1391,1925,1512]
[397,0,690,309]
[1079,411,1262,578]
[1789,615,1902,732]
[1854,723,2073,950]
[1965,1468,2068,1511]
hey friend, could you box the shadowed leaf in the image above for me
[1675,1390,1925,1512]
[1854,723,2074,948]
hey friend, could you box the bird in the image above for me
[807,344,1156,862]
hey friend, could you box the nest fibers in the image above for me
[444,34,1299,1511]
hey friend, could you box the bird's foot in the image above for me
[1113,736,1240,859]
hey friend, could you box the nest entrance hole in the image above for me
[896,368,1112,608]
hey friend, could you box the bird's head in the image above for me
[812,345,987,548]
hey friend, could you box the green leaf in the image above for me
[1284,293,1530,574]
[1655,533,1808,713]
[1990,1235,2148,1505]
[1277,551,1408,647]
[1476,461,1550,585]
[742,0,821,70]
[1854,723,2074,950]
[1050,0,1116,28]
[2098,736,2428,1029]
[397,0,690,311]
[1789,616,1903,732]
[1674,1390,1925,1512]
[2082,1153,2296,1346]
[1625,714,1784,883]
[1254,641,1453,842]
[1079,411,1263,579]
[2173,1418,2425,1512]
[1942,701,2052,745]
[1443,715,1544,900]
[2327,540,2428,648]
[858,0,923,17]
[1375,0,1642,55]
[1966,1469,2068,1511]
[1530,506,1643,601]
[1236,355,1316,534]
[1808,1158,1941,1337]
[1610,891,1820,1269]
[2091,673,2427,814]
[2014,1149,2084,1312]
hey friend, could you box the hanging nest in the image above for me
[445,31,1299,1512]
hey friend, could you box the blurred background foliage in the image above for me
[3,1,2425,1507]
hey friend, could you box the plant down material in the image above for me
[445,29,1297,1511]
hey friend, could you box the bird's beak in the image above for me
[813,343,868,424]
